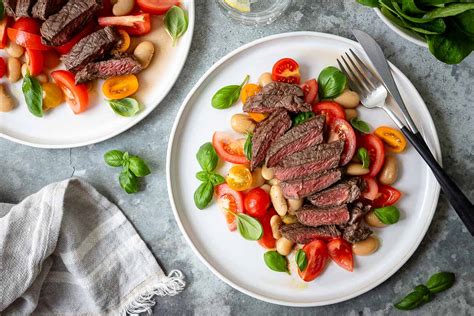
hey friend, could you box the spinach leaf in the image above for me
[264,251,289,273]
[356,0,380,7]
[119,169,139,194]
[108,98,140,117]
[104,150,124,167]
[22,73,43,118]
[236,213,263,240]
[194,181,214,210]
[292,112,315,126]
[350,117,371,133]
[426,272,455,293]
[424,3,474,19]
[164,5,188,45]
[196,142,219,172]
[402,0,426,15]
[374,206,400,224]
[212,75,249,109]
[358,147,370,169]
[427,20,474,64]
[295,249,308,271]
[244,133,252,161]
[455,9,474,35]
[318,66,347,99]
[128,156,151,177]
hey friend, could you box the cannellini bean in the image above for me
[231,113,256,134]
[261,165,275,180]
[249,167,265,189]
[7,58,21,83]
[365,210,386,228]
[6,42,24,58]
[0,84,15,112]
[134,41,155,69]
[258,72,272,87]
[276,237,294,256]
[113,0,134,16]
[352,236,379,256]
[346,163,370,176]
[287,198,303,215]
[344,109,358,121]
[334,90,360,108]
[267,178,280,186]
[270,185,288,216]
[270,215,282,239]
[37,73,49,84]
[21,63,28,77]
[260,184,271,193]
[378,155,398,185]
[281,215,298,225]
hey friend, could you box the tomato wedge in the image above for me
[7,28,49,50]
[374,126,407,153]
[25,49,44,76]
[298,240,329,282]
[51,70,89,114]
[327,238,354,272]
[271,58,300,84]
[137,0,180,15]
[98,14,151,36]
[359,134,385,177]
[372,184,402,208]
[212,132,249,164]
[257,208,277,249]
[0,18,11,49]
[55,23,94,55]
[361,176,379,201]
[328,118,356,166]
[215,184,244,231]
[300,79,318,104]
[312,101,346,125]
[13,17,40,34]
[0,58,6,78]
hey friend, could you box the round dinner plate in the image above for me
[167,32,441,306]
[0,1,194,148]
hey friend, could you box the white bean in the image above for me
[113,0,134,16]
[276,237,294,256]
[378,155,398,185]
[5,42,24,58]
[344,109,358,121]
[0,84,15,112]
[287,198,303,215]
[249,167,265,189]
[334,90,360,108]
[260,184,271,193]
[352,236,379,256]
[7,58,21,83]
[261,165,275,180]
[134,41,155,69]
[281,215,297,225]
[346,163,370,176]
[231,113,256,134]
[365,210,386,228]
[270,215,282,239]
[267,178,280,186]
[270,185,288,216]
[258,72,272,87]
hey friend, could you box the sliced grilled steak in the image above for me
[3,0,17,16]
[280,168,342,199]
[62,27,120,73]
[308,178,361,208]
[15,0,35,17]
[251,110,291,170]
[280,223,340,244]
[243,82,311,113]
[348,202,371,225]
[274,141,344,181]
[296,204,350,227]
[32,0,69,20]
[342,222,372,243]
[41,0,102,46]
[75,56,142,84]
[265,115,325,167]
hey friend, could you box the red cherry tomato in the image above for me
[137,0,180,15]
[25,49,44,76]
[312,101,346,125]
[298,240,329,282]
[327,238,353,272]
[7,28,49,50]
[271,58,301,84]
[13,17,41,34]
[361,176,379,201]
[55,23,95,55]
[0,18,11,49]
[244,187,270,218]
[215,184,245,231]
[372,184,402,207]
[0,58,6,78]
[300,79,318,104]
[257,208,277,249]
[51,70,89,114]
[98,14,151,36]
[360,134,385,177]
[328,118,357,166]
[212,132,249,164]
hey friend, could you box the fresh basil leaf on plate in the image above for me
[128,156,151,177]
[295,249,308,271]
[212,75,249,109]
[22,73,43,118]
[236,213,263,241]
[104,150,124,167]
[164,5,189,45]
[108,98,140,117]
[119,169,139,194]
[350,117,371,133]
[292,112,315,127]
[318,66,347,99]
[196,171,210,182]
[244,133,253,161]
[374,206,400,225]
[209,173,225,185]
[264,251,289,273]
[196,142,219,172]
[194,181,214,210]
[358,147,370,169]
[426,272,455,294]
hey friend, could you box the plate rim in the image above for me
[0,0,196,149]
[166,31,441,307]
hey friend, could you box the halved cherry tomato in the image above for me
[240,83,261,104]
[300,79,318,104]
[25,49,44,76]
[258,208,277,249]
[212,132,249,164]
[327,238,353,272]
[0,18,11,49]
[13,18,40,34]
[298,240,329,282]
[372,184,401,208]
[312,101,346,125]
[271,58,300,84]
[328,118,356,166]
[116,30,131,52]
[226,165,253,192]
[98,14,151,36]
[51,70,89,114]
[0,58,6,78]
[215,183,244,231]
[55,23,94,55]
[248,112,268,122]
[102,74,139,100]
[361,176,379,201]
[244,187,270,218]
[7,28,49,50]
[359,134,385,177]
[374,126,407,153]
[137,0,180,15]
[42,82,64,111]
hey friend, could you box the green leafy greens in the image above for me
[374,206,401,224]
[292,112,315,126]
[350,117,371,133]
[264,251,289,273]
[164,6,189,45]
[108,98,141,117]
[358,147,370,169]
[22,72,43,118]
[104,150,151,194]
[212,75,249,109]
[244,133,253,161]
[318,66,347,99]
[295,249,308,271]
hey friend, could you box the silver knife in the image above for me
[353,30,420,135]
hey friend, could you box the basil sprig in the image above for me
[374,206,400,225]
[295,249,307,271]
[358,147,370,169]
[426,272,455,294]
[108,98,141,117]
[164,6,189,45]
[318,66,347,99]
[264,251,289,273]
[350,117,371,133]
[244,133,252,161]
[234,212,263,240]
[292,112,314,127]
[22,72,43,118]
[212,75,249,109]
[104,150,151,194]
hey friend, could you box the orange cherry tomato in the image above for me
[240,83,261,104]
[51,70,89,114]
[42,82,64,111]
[116,30,131,52]
[374,126,407,153]
[102,74,139,100]
[248,112,268,122]
[226,165,253,192]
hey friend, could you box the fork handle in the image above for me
[401,127,474,236]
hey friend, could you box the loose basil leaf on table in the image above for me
[264,251,289,273]
[212,75,249,109]
[350,117,371,133]
[22,73,43,118]
[104,150,125,167]
[236,213,263,240]
[119,169,139,194]
[395,285,432,310]
[374,206,400,225]
[295,249,308,271]
[426,272,455,294]
[164,5,188,45]
[108,98,140,117]
[318,66,347,99]
[194,181,214,210]
[292,112,315,127]
[128,156,151,177]
[196,142,219,172]
[244,133,253,161]
[357,147,370,169]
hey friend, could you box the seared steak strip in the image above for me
[32,0,69,20]
[342,222,372,243]
[280,168,342,199]
[3,0,17,16]
[280,223,340,244]
[75,56,142,84]
[308,178,361,208]
[296,204,350,227]
[15,0,34,17]
[348,202,371,225]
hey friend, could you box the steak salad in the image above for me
[194,57,408,282]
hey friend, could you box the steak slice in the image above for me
[41,0,102,46]
[75,56,142,84]
[32,0,69,20]
[280,168,342,199]
[265,115,325,167]
[251,110,291,171]
[243,81,311,113]
[280,223,340,244]
[296,204,350,227]
[308,178,361,208]
[3,0,17,16]
[62,27,120,73]
[274,141,344,181]
[342,222,372,243]
[15,0,35,17]
[348,202,371,225]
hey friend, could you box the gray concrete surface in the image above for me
[1,0,473,314]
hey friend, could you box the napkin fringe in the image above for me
[125,270,186,315]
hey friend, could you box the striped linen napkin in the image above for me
[0,178,185,315]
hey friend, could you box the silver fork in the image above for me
[337,49,474,236]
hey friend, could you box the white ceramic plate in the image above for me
[0,1,194,148]
[167,32,441,306]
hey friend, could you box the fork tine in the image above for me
[344,52,375,91]
[340,54,370,95]
[349,49,381,88]
[337,59,365,96]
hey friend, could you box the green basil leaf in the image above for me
[236,213,263,241]
[212,75,249,109]
[244,133,253,161]
[119,169,139,194]
[374,206,400,224]
[104,150,124,167]
[164,5,188,45]
[263,251,289,273]
[22,73,43,118]
[356,0,380,7]
[318,66,347,99]
[196,171,210,182]
[108,98,140,117]
[426,272,455,294]
[395,285,429,310]
[292,112,315,127]
[196,142,219,172]
[194,181,214,210]
[358,147,370,169]
[209,173,225,185]
[350,117,371,133]
[295,249,308,271]
[128,156,151,177]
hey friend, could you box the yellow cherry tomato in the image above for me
[374,126,407,153]
[42,82,64,111]
[116,30,131,52]
[226,165,253,191]
[102,74,139,100]
[248,112,268,122]
[240,83,261,104]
